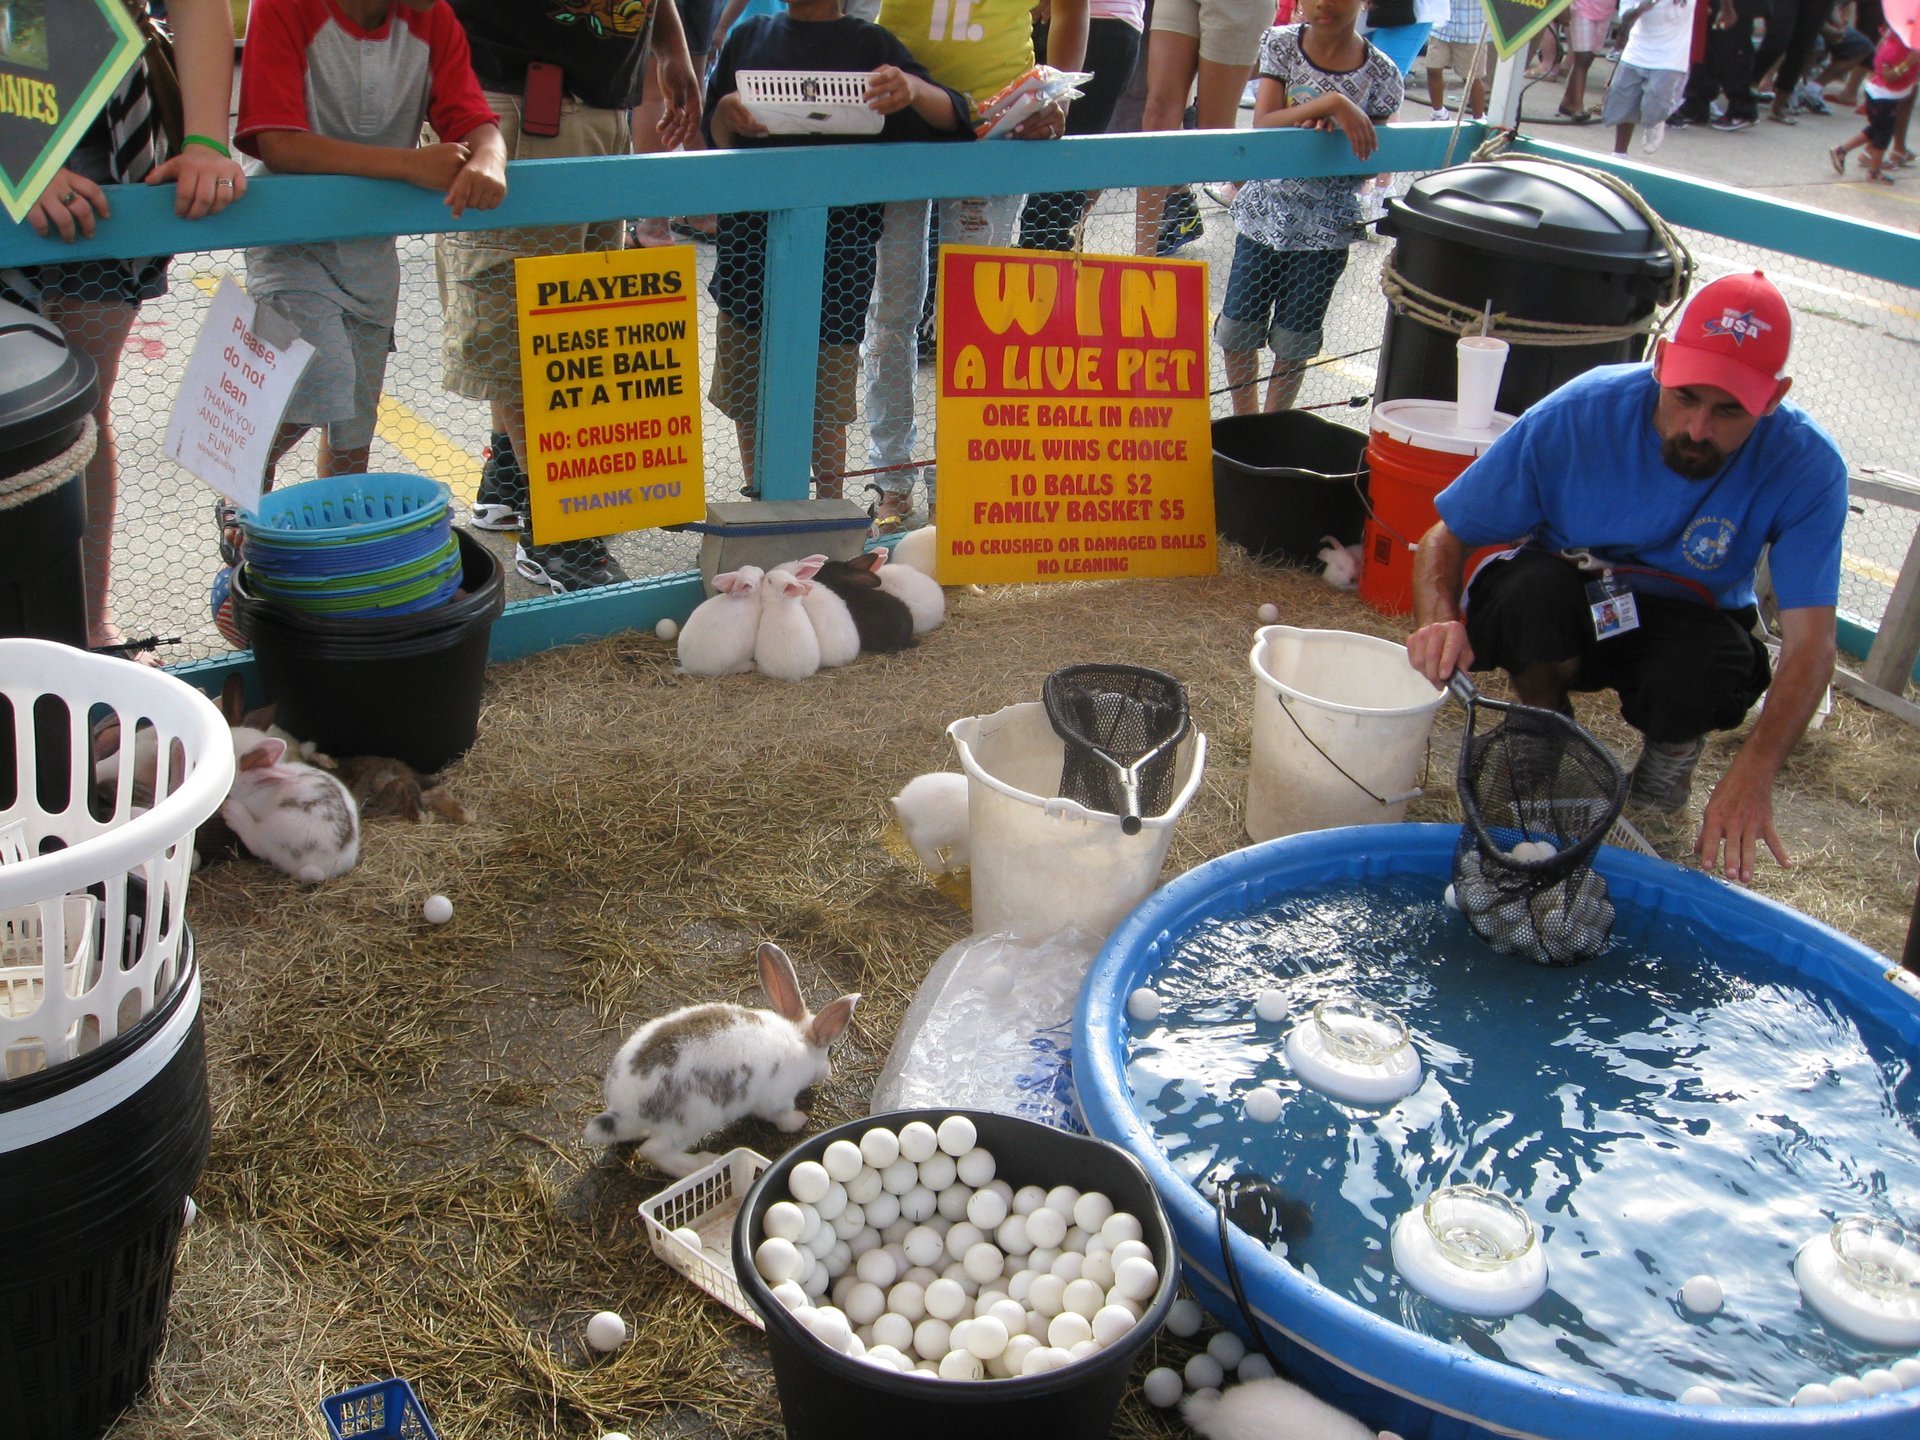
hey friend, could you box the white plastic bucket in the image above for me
[1245,625,1444,841]
[948,702,1206,940]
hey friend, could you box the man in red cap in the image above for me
[1406,272,1849,885]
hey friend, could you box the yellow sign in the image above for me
[933,247,1217,586]
[514,245,704,544]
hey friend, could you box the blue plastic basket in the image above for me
[245,474,450,545]
[320,1378,440,1440]
[242,516,452,579]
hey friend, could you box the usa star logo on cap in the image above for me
[1702,309,1773,345]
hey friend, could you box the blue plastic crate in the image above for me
[320,1378,440,1440]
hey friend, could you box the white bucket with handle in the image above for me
[1245,625,1445,841]
[949,702,1206,940]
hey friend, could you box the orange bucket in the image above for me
[1360,399,1514,616]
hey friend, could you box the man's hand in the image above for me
[1696,750,1787,883]
[1407,620,1473,687]
[656,53,702,150]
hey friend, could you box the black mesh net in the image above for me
[1449,678,1625,967]
[1041,664,1189,833]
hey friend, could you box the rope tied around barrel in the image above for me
[0,414,96,512]
[1379,135,1695,351]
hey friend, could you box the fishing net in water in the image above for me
[1448,676,1625,967]
[1041,664,1189,834]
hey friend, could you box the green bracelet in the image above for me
[182,133,231,158]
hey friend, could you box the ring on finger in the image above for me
[215,178,235,189]
[59,190,76,205]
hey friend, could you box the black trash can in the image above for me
[0,300,100,648]
[1375,159,1682,416]
[1211,411,1369,567]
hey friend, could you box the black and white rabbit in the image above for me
[585,942,860,1177]
[814,553,915,654]
[222,727,361,883]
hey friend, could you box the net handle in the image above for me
[1080,730,1185,835]
[1273,693,1425,808]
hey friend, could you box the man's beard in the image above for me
[1661,434,1724,480]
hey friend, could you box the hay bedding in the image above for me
[111,550,1918,1440]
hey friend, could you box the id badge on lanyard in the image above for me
[1586,569,1640,641]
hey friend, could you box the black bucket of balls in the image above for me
[733,1108,1177,1440]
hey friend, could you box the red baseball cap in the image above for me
[1654,271,1792,415]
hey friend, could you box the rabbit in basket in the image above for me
[585,942,860,1177]
[678,565,765,675]
[754,566,823,682]
[222,726,361,883]
[814,553,915,654]
[783,555,860,668]
[1185,1377,1378,1440]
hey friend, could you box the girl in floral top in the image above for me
[1217,0,1402,413]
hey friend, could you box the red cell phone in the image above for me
[522,62,564,138]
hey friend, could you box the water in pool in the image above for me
[1126,873,1920,1406]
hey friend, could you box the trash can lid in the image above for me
[1370,398,1515,456]
[0,298,99,478]
[1382,160,1674,275]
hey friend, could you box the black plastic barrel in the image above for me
[0,301,99,648]
[231,527,503,773]
[1376,159,1679,416]
[733,1108,1178,1440]
[0,947,208,1440]
[1212,411,1369,566]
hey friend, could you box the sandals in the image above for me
[1556,107,1596,124]
[1830,145,1847,175]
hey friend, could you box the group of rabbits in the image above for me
[678,540,945,682]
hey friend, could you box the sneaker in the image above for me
[1640,121,1667,155]
[1710,115,1756,131]
[1429,107,1452,122]
[1797,85,1830,115]
[1240,78,1259,110]
[471,431,528,531]
[1627,735,1707,814]
[515,538,630,594]
[1830,145,1848,175]
[1155,188,1204,256]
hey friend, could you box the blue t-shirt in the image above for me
[1434,364,1849,611]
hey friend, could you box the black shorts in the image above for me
[1463,548,1773,742]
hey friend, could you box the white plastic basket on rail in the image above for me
[0,639,234,1078]
[637,1147,770,1328]
[736,71,883,136]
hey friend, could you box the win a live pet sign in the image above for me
[933,247,1218,586]
[514,245,705,544]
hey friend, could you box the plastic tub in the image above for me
[234,527,503,773]
[1359,399,1512,617]
[731,1108,1177,1440]
[1211,411,1369,567]
[1245,625,1444,841]
[949,701,1205,939]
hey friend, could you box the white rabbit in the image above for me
[786,554,860,668]
[1184,1377,1378,1440]
[754,567,823,681]
[890,772,969,874]
[890,524,937,577]
[678,565,764,676]
[1318,535,1361,592]
[876,555,945,634]
[221,727,361,884]
[585,942,860,1177]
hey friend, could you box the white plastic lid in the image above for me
[1370,399,1516,457]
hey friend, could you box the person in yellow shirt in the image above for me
[861,0,1087,529]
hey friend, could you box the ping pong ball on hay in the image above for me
[1258,603,1280,623]
[584,1310,628,1352]
[422,893,453,924]
[654,617,678,642]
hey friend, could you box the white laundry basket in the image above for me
[949,701,1205,940]
[0,638,233,1075]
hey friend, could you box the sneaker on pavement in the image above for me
[1710,114,1756,131]
[1240,78,1259,109]
[472,430,529,531]
[1155,188,1204,255]
[515,538,630,594]
[1640,121,1667,154]
[1429,107,1451,122]
[1627,735,1707,814]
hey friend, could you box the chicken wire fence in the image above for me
[27,178,1920,667]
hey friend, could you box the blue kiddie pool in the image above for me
[1074,824,1920,1440]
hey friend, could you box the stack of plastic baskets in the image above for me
[240,473,460,618]
[0,637,234,1440]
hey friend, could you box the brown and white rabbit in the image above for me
[815,553,914,654]
[678,565,764,676]
[754,566,822,682]
[786,555,860,668]
[876,554,945,634]
[585,942,860,1177]
[222,727,361,883]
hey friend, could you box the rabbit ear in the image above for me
[221,674,247,725]
[714,569,745,593]
[240,735,287,770]
[808,993,861,1049]
[789,555,826,582]
[757,942,807,1020]
[849,550,885,574]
